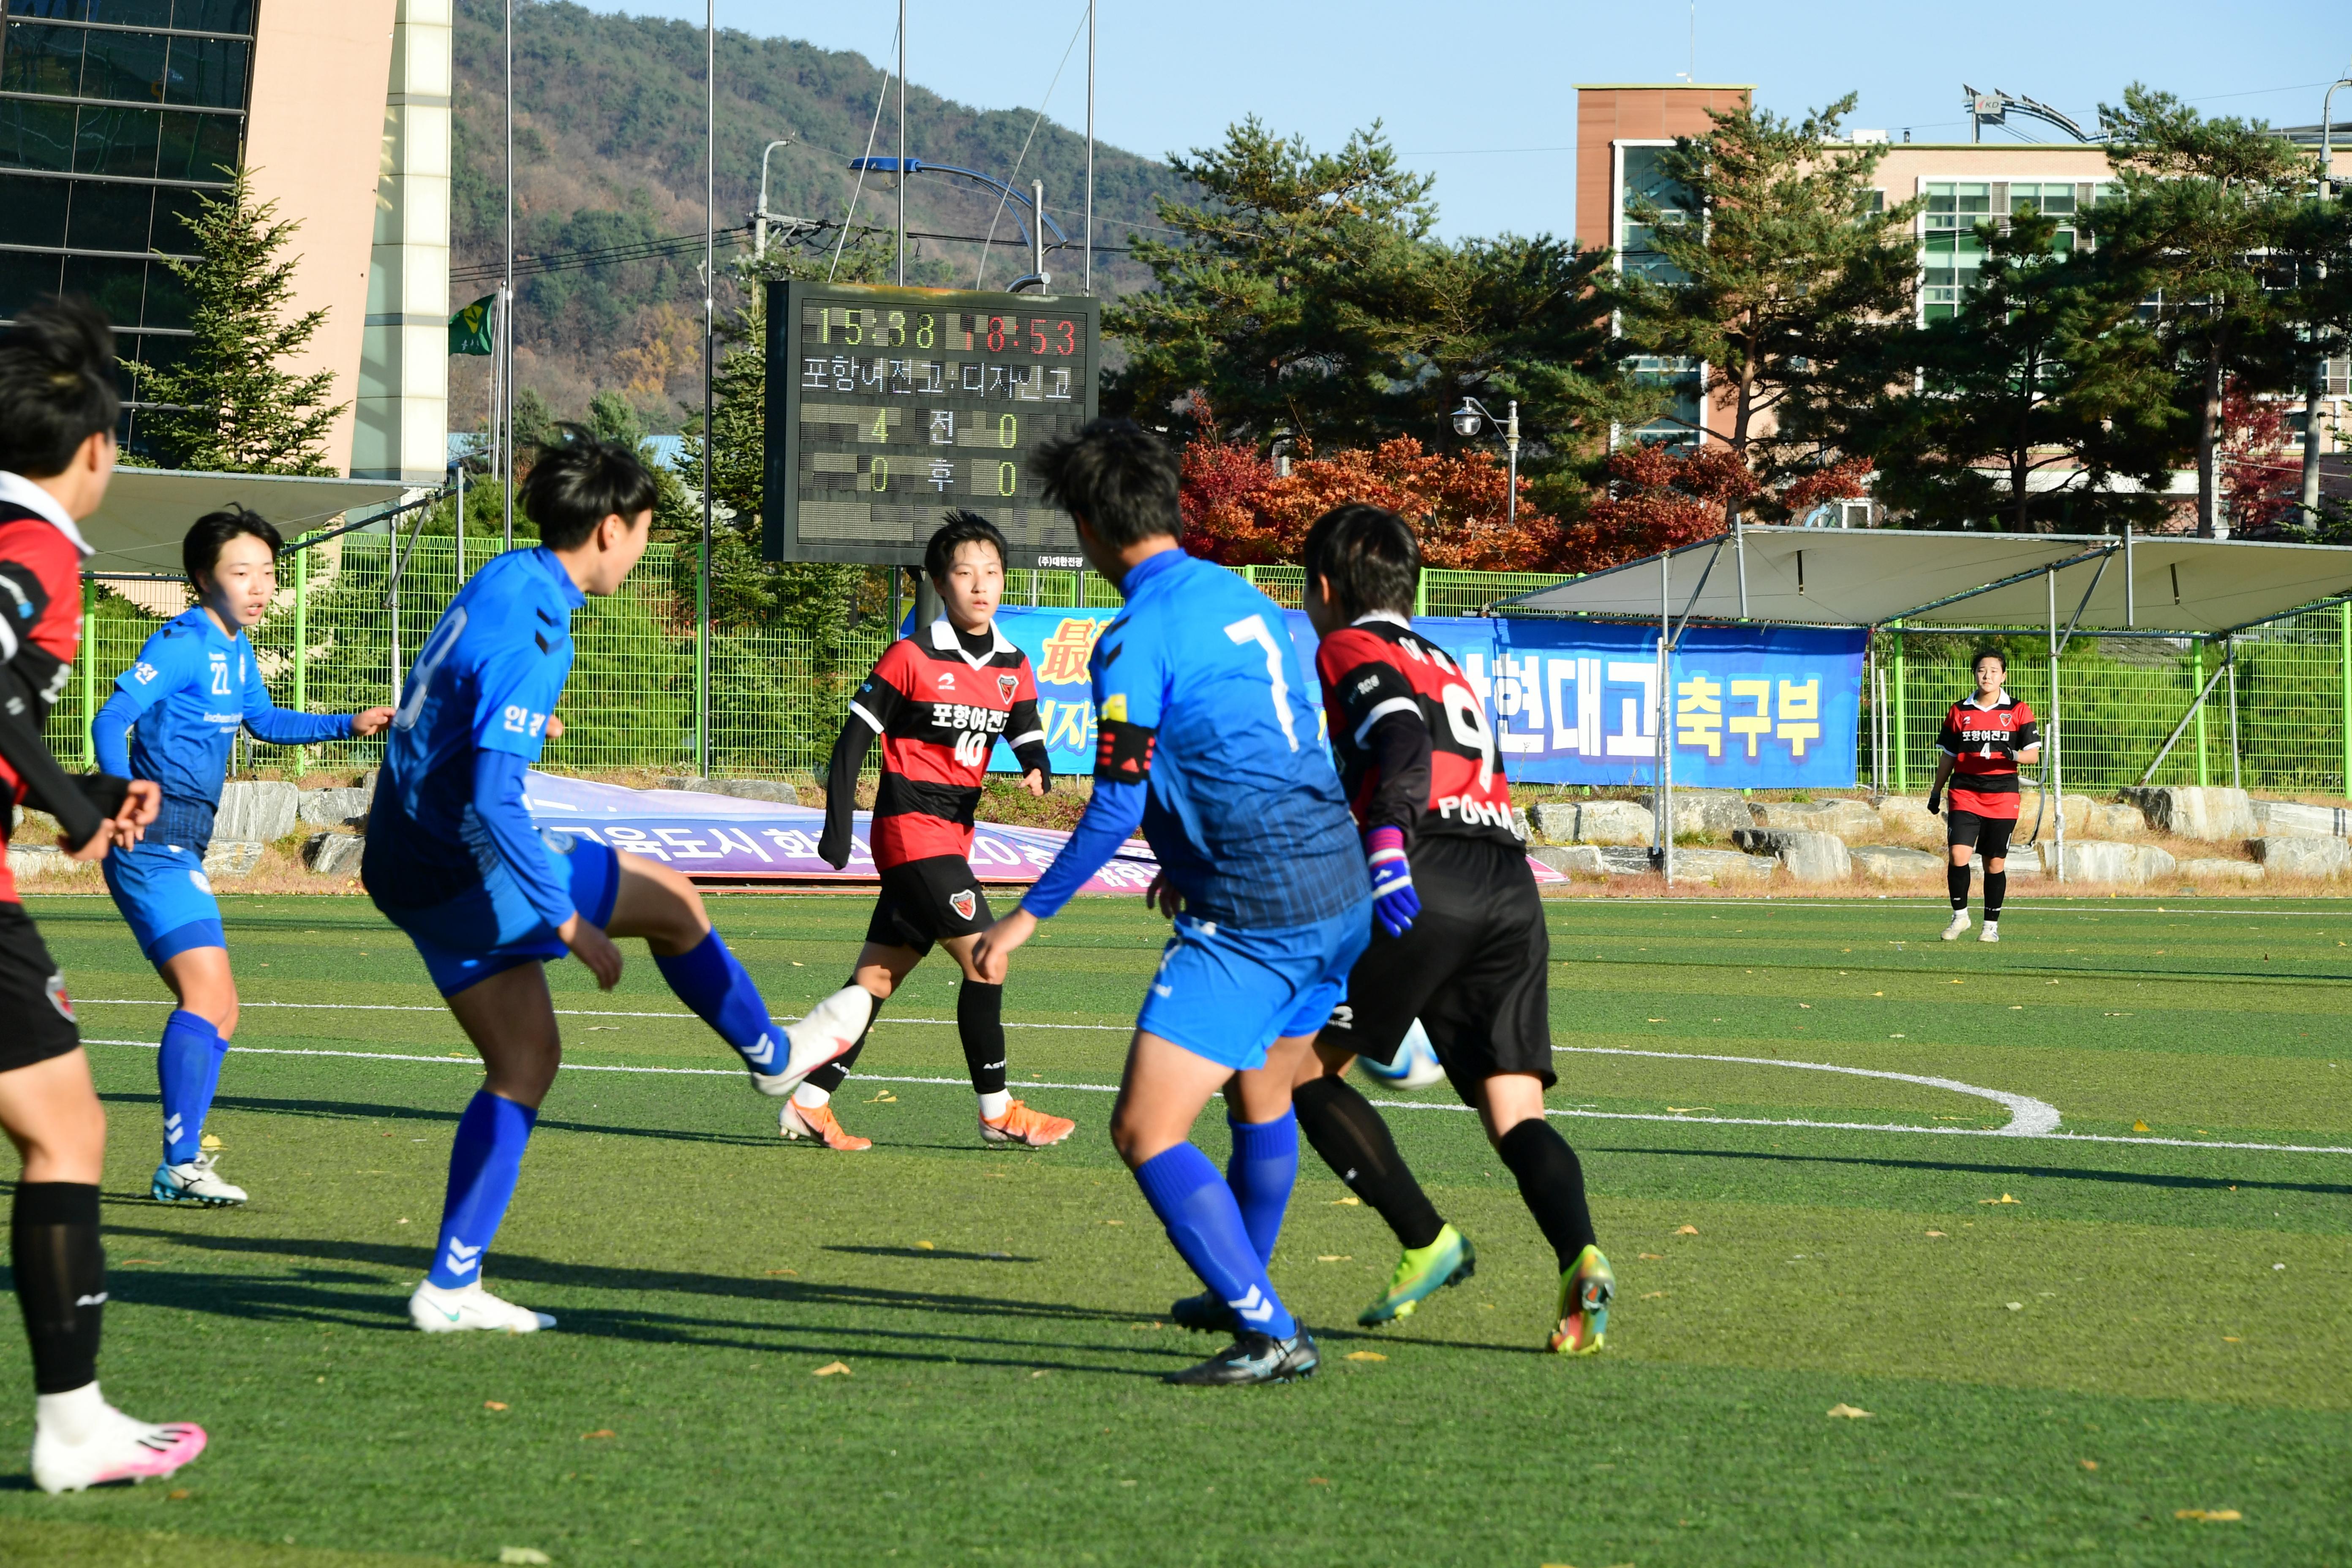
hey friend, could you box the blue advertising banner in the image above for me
[986,599,1864,790]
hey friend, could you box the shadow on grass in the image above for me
[1595,1142,2352,1198]
[825,1245,1042,1263]
[96,1092,778,1150]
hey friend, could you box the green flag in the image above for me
[449,294,496,356]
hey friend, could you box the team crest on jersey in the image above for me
[44,972,74,1022]
[997,673,1018,702]
[949,889,978,921]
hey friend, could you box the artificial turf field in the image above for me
[0,890,2349,1567]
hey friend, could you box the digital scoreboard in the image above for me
[763,280,1101,567]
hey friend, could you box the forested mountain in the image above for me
[449,0,1190,431]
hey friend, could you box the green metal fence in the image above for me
[42,539,2352,798]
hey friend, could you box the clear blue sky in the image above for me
[574,0,2352,244]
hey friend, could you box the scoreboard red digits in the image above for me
[765,281,1101,568]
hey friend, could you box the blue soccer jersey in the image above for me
[365,547,580,917]
[1029,547,1367,930]
[96,607,353,843]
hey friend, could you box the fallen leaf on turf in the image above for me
[2006,1302,2025,1311]
[1330,1196,1359,1206]
[199,1133,222,1152]
[1646,1018,1665,1023]
[2080,1459,2099,1470]
[866,1091,897,1103]
[1827,1404,1872,1418]
[915,1241,934,1250]
[1641,1290,1667,1299]
[167,1488,191,1500]
[1675,1225,1699,1235]
[2223,1336,2241,1343]
[1308,1476,1329,1485]
[580,1430,615,1440]
[2133,1120,2151,1132]
[484,1401,508,1411]
[2175,1509,2241,1522]
[1316,1255,1351,1262]
[1345,1351,1386,1362]
[1031,1369,1050,1378]
[1925,1230,1946,1238]
[1981,1193,2021,1204]
[499,1551,553,1566]
[811,1362,851,1378]
[1639,1252,1664,1260]
[765,1269,798,1277]
[1102,1219,1123,1225]
[1797,1003,1812,1009]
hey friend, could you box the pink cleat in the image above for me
[32,1392,207,1493]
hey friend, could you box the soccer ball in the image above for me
[1356,1018,1446,1091]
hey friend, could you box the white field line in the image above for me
[77,999,1127,1031]
[1550,1044,2061,1135]
[76,1037,2352,1158]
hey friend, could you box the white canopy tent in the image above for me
[1496,526,2352,885]
[78,468,413,576]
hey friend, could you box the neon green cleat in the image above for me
[1358,1224,1475,1326]
[1549,1245,1614,1355]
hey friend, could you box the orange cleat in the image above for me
[779,1098,872,1151]
[979,1099,1075,1147]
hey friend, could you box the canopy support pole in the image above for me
[2227,636,2242,789]
[2049,569,2063,885]
[1658,549,1672,887]
[2141,651,2233,787]
[1734,514,1748,619]
[2122,525,2135,629]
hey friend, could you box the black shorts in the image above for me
[0,901,81,1074]
[1320,834,1554,1102]
[865,854,993,956]
[1946,810,2015,861]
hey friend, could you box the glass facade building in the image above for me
[0,0,258,446]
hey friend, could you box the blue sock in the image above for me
[1133,1143,1296,1340]
[1225,1110,1298,1266]
[157,1010,221,1165]
[426,1091,537,1289]
[653,929,781,1075]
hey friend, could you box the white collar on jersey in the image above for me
[1351,610,1412,630]
[928,614,1014,669]
[1962,688,2013,710]
[0,470,93,557]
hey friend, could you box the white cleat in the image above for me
[1979,922,2001,944]
[1941,911,1971,942]
[150,1153,247,1206]
[409,1279,555,1334]
[752,986,874,1098]
[31,1391,207,1494]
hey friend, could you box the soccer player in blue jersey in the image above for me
[974,420,1372,1386]
[366,438,852,1334]
[92,507,394,1207]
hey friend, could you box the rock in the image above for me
[2251,799,2352,837]
[1849,844,1944,883]
[1598,846,1656,877]
[1875,797,1943,844]
[1552,800,1656,846]
[1634,789,1753,838]
[2120,786,2257,842]
[297,786,373,829]
[2176,856,2264,885]
[1528,844,1606,879]
[1748,800,1880,841]
[213,780,298,844]
[2249,835,2352,879]
[202,841,263,880]
[1732,827,1852,882]
[1511,806,1530,842]
[1669,847,1777,885]
[5,843,71,880]
[2012,792,2100,838]
[2082,802,2144,839]
[663,777,800,806]
[2053,840,2174,885]
[304,832,367,877]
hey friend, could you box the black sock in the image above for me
[803,988,883,1095]
[1293,1075,1444,1250]
[12,1183,103,1395]
[1947,864,1972,911]
[1984,870,2006,921]
[1495,1120,1598,1273]
[956,980,1007,1097]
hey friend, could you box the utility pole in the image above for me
[895,0,907,286]
[698,0,715,776]
[501,0,514,551]
[1084,1,1095,295]
[2306,77,2351,528]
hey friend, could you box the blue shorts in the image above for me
[1135,902,1372,1073]
[376,833,621,997]
[101,837,225,965]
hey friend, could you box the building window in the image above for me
[1620,144,1693,285]
[1919,179,2115,321]
[0,0,257,451]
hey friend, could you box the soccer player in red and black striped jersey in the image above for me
[1927,650,2042,944]
[793,512,1075,1149]
[1284,504,1612,1355]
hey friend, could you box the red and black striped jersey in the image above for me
[1314,614,1519,849]
[0,485,109,903]
[1938,692,2040,819]
[819,618,1050,870]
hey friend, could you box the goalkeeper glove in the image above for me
[1365,826,1420,937]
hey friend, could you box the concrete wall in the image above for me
[242,0,400,477]
[354,0,454,484]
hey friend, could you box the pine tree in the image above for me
[135,168,346,474]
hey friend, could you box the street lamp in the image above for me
[753,137,796,260]
[1452,396,1521,527]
